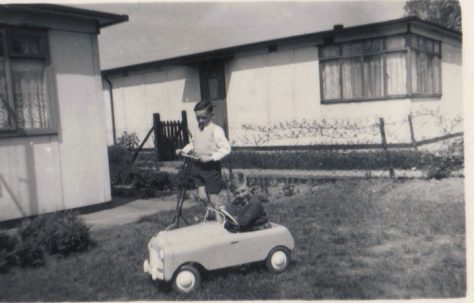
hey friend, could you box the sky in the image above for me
[72,0,407,70]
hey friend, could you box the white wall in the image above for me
[103,32,462,148]
[104,65,201,148]
[225,39,462,146]
[0,30,111,221]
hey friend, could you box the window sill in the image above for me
[0,129,58,139]
[322,94,441,104]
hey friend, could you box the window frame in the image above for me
[199,60,226,102]
[0,26,58,138]
[319,33,442,104]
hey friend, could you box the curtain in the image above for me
[322,61,340,100]
[385,52,407,95]
[412,52,440,95]
[11,60,49,129]
[342,59,363,99]
[0,61,11,129]
[207,77,219,100]
[363,55,383,98]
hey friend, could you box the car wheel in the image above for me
[172,265,201,294]
[266,247,290,273]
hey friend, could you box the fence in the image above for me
[222,111,464,178]
[132,111,190,163]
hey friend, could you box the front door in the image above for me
[199,60,228,133]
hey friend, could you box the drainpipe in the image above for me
[103,74,117,145]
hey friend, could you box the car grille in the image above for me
[149,246,163,272]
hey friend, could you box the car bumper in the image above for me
[144,259,164,281]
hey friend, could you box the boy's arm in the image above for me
[178,142,194,155]
[211,126,231,161]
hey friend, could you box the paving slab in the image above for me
[80,195,195,231]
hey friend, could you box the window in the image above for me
[0,27,55,135]
[199,61,226,101]
[319,34,441,102]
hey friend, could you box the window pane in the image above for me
[364,39,384,53]
[363,55,384,98]
[0,33,3,57]
[342,58,363,99]
[342,42,363,56]
[208,77,219,100]
[8,29,45,57]
[434,42,441,54]
[412,52,441,95]
[411,51,418,93]
[432,56,441,94]
[424,38,434,53]
[385,52,407,95]
[11,60,50,129]
[385,35,406,50]
[321,60,341,100]
[0,61,12,129]
[410,34,418,49]
[320,45,340,59]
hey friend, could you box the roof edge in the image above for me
[3,4,129,28]
[102,15,461,76]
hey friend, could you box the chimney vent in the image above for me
[334,24,344,32]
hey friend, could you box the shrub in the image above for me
[14,239,45,268]
[108,145,135,185]
[0,232,18,272]
[117,131,140,150]
[47,212,91,255]
[131,169,175,196]
[425,138,464,180]
[18,212,91,257]
[223,149,438,171]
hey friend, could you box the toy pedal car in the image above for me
[144,207,295,294]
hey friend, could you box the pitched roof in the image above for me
[0,4,129,28]
[102,16,461,76]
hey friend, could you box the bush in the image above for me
[46,212,91,255]
[108,145,135,185]
[18,211,91,257]
[425,138,464,180]
[131,169,175,196]
[0,232,18,272]
[117,131,140,150]
[108,145,176,195]
[223,149,438,171]
[14,239,44,268]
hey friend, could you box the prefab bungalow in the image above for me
[102,16,462,149]
[0,5,128,221]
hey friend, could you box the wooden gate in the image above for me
[154,111,190,161]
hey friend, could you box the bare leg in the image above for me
[196,186,209,206]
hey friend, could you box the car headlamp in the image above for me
[159,249,165,260]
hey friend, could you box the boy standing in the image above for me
[176,101,231,211]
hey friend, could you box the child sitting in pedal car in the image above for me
[225,172,269,232]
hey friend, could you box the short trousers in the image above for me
[190,161,223,195]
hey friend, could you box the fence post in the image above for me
[408,114,421,159]
[181,110,189,145]
[153,113,162,162]
[379,117,395,178]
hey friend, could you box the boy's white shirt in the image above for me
[181,122,231,161]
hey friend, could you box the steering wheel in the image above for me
[219,208,240,226]
[204,207,240,227]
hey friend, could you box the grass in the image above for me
[0,178,465,300]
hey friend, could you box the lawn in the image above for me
[0,178,465,301]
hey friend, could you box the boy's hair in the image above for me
[230,172,247,192]
[194,101,213,113]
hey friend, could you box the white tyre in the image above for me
[266,247,290,273]
[172,265,201,294]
